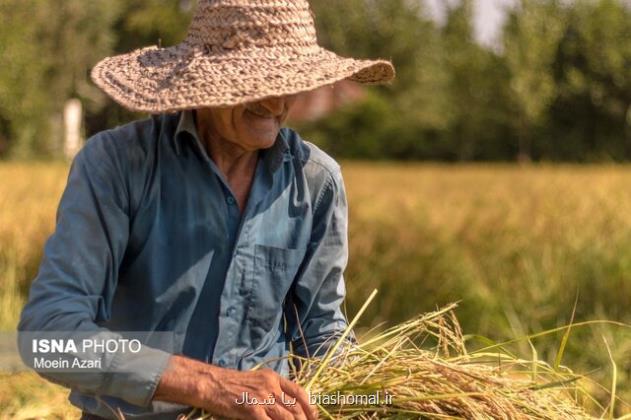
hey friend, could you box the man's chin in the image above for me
[246,131,280,150]
[259,136,279,150]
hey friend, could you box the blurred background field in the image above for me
[0,372,80,419]
[2,0,631,417]
[1,163,631,417]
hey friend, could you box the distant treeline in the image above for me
[1,0,630,161]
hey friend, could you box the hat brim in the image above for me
[91,44,395,113]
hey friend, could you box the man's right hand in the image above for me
[153,355,318,420]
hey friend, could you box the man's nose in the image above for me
[259,97,286,115]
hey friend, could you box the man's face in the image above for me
[196,95,297,151]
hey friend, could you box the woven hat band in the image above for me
[185,0,317,53]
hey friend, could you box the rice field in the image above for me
[1,162,630,417]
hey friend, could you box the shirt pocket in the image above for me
[247,244,306,342]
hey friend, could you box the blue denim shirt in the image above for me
[18,111,350,418]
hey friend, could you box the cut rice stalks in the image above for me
[188,298,618,419]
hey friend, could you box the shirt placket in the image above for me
[212,185,245,367]
[211,163,271,368]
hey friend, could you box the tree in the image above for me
[503,0,567,161]
[549,0,631,160]
[0,1,51,157]
[0,0,194,158]
[0,0,121,158]
[303,0,450,159]
[441,0,514,160]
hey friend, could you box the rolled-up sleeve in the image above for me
[17,135,171,407]
[288,167,352,358]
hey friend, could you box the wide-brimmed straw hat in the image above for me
[91,0,395,113]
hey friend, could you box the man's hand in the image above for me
[154,355,318,420]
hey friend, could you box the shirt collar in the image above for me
[174,110,290,174]
[261,128,290,174]
[173,109,198,156]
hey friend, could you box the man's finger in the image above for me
[279,377,317,420]
[248,407,275,420]
[277,394,308,420]
[265,400,294,420]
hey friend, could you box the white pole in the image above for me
[63,98,83,160]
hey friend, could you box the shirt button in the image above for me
[217,358,227,367]
[226,307,237,317]
[226,196,236,205]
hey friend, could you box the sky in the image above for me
[425,0,517,48]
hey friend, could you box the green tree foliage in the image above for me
[0,0,120,158]
[441,0,514,160]
[302,0,515,161]
[304,0,451,159]
[503,0,567,160]
[548,0,631,160]
[0,0,192,158]
[2,0,631,161]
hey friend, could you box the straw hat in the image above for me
[91,0,395,113]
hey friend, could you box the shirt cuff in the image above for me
[103,346,173,407]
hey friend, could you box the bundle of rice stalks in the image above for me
[191,291,613,419]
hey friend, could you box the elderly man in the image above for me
[18,1,394,419]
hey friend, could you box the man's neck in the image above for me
[204,134,259,181]
[196,116,258,213]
